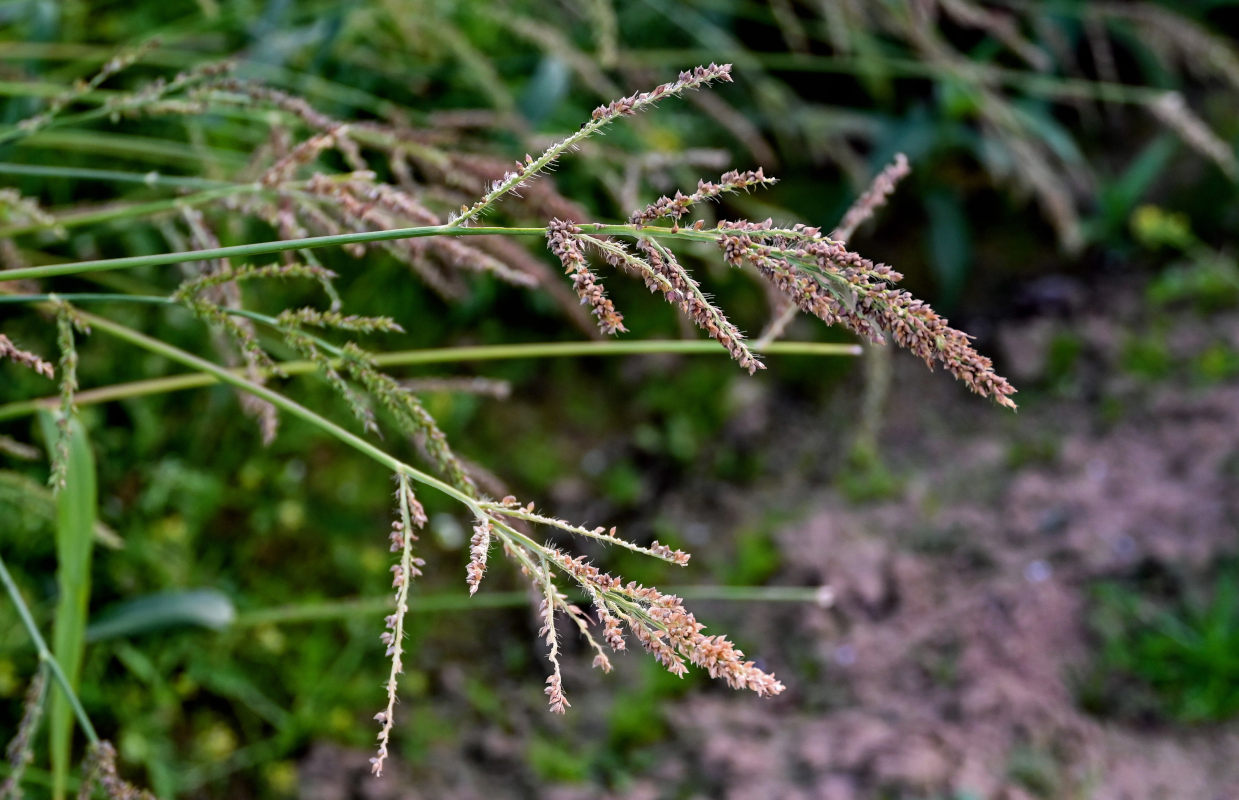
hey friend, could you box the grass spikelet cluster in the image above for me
[372,474,426,778]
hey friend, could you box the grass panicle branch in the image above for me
[481,496,691,566]
[539,555,571,714]
[628,168,778,227]
[546,219,627,335]
[372,475,426,777]
[466,516,493,596]
[171,262,337,301]
[0,333,55,380]
[449,63,733,226]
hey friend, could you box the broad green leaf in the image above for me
[87,589,236,641]
[38,411,96,800]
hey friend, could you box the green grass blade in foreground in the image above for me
[37,413,97,800]
[0,224,540,283]
[0,221,772,285]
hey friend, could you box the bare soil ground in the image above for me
[301,295,1239,799]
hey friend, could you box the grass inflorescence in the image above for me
[0,52,1016,790]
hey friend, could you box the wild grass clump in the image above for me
[1,51,1016,793]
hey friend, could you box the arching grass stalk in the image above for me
[0,336,859,423]
[0,222,819,284]
[0,554,100,747]
[0,293,349,355]
[72,310,481,512]
[0,225,542,283]
[231,584,831,627]
[15,128,250,170]
[0,41,402,122]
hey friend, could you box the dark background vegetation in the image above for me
[3,1,1239,797]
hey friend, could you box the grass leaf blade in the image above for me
[38,411,97,800]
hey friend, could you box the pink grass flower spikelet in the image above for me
[78,741,156,800]
[591,63,733,122]
[546,219,627,335]
[635,238,763,373]
[541,545,785,697]
[629,168,778,227]
[718,230,1017,408]
[450,64,733,226]
[466,516,492,595]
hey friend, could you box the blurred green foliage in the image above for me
[1080,562,1239,723]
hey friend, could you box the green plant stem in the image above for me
[0,225,542,283]
[0,162,229,189]
[0,554,100,746]
[74,310,481,513]
[0,292,349,363]
[233,584,827,627]
[0,338,859,422]
[0,222,790,284]
[233,592,528,626]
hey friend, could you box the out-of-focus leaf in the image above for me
[1092,135,1178,241]
[0,470,122,549]
[86,589,237,642]
[925,189,972,311]
[519,55,572,125]
[1011,101,1086,165]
